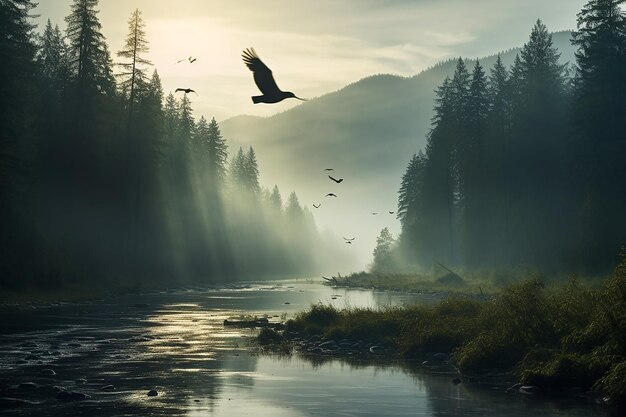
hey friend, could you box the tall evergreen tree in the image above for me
[206,117,229,185]
[0,0,37,286]
[244,147,261,195]
[509,20,567,266]
[116,9,151,109]
[572,0,626,269]
[372,227,395,274]
[65,0,113,95]
[269,185,283,211]
[458,60,490,265]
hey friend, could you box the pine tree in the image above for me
[372,227,395,274]
[178,94,195,145]
[420,77,457,265]
[116,9,151,109]
[486,55,513,262]
[0,0,37,277]
[37,19,70,96]
[269,185,282,211]
[285,191,303,222]
[243,147,261,195]
[229,147,246,190]
[65,0,113,95]
[206,118,229,184]
[572,0,626,269]
[458,60,489,265]
[397,151,427,264]
[508,19,567,266]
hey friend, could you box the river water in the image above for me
[0,280,612,416]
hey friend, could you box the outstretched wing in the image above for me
[242,48,281,95]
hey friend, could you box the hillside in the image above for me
[220,31,576,269]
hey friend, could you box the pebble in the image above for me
[147,389,158,397]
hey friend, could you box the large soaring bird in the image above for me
[175,88,197,95]
[242,48,306,104]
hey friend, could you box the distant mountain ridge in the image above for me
[220,31,576,268]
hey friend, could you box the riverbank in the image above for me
[259,259,626,407]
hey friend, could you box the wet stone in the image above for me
[147,389,158,397]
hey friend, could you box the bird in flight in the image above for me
[242,48,306,104]
[328,176,343,183]
[325,193,337,197]
[346,241,353,244]
[324,168,334,172]
[372,212,378,215]
[389,211,395,214]
[177,56,197,64]
[343,237,355,241]
[313,203,321,208]
[175,88,197,95]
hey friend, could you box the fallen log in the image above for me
[223,318,285,330]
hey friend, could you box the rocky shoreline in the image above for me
[257,326,612,405]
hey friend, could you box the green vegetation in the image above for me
[277,258,626,404]
[326,265,553,295]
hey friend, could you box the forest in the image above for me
[0,0,339,297]
[384,7,626,275]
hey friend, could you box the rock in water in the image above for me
[147,389,158,397]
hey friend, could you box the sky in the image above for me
[35,0,587,122]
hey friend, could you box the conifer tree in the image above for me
[117,9,151,109]
[65,0,113,95]
[572,0,626,268]
[269,185,283,211]
[206,118,229,185]
[244,147,261,195]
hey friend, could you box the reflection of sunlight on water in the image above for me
[141,303,249,361]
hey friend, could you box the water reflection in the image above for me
[0,280,613,417]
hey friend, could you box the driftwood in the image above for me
[436,262,465,280]
[223,318,285,329]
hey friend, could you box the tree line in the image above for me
[393,1,626,275]
[0,0,335,292]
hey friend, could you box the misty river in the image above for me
[0,281,611,417]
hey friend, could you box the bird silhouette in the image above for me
[325,193,337,197]
[324,168,334,171]
[242,48,306,104]
[346,241,353,244]
[175,88,197,95]
[313,203,321,208]
[177,56,196,64]
[372,212,378,215]
[328,176,343,183]
[389,211,395,214]
[343,237,355,241]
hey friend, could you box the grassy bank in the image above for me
[323,265,566,295]
[263,259,626,405]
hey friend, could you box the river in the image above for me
[0,280,611,416]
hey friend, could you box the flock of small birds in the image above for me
[173,48,395,246]
[313,169,395,245]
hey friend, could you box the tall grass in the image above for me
[284,257,626,403]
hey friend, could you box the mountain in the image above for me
[220,31,576,269]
